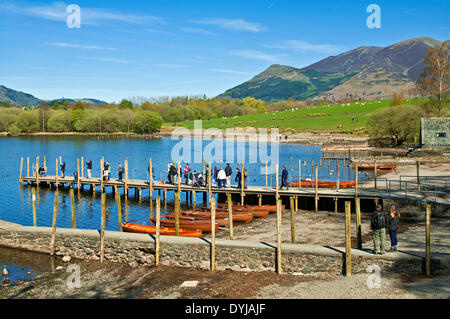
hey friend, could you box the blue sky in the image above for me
[0,0,448,103]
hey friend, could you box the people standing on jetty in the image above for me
[2,265,8,281]
[183,164,191,184]
[168,163,176,185]
[39,165,46,177]
[118,163,124,182]
[235,168,242,189]
[225,163,233,188]
[60,161,66,178]
[103,162,110,181]
[217,168,227,188]
[86,160,93,178]
[386,204,400,252]
[280,166,289,190]
[371,204,387,255]
[72,171,79,185]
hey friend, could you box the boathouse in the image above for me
[421,118,450,147]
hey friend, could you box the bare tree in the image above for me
[415,42,449,115]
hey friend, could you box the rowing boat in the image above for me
[357,164,397,171]
[151,217,218,233]
[122,221,202,238]
[181,211,253,223]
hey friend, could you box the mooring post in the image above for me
[100,192,106,263]
[210,197,216,272]
[202,160,206,186]
[55,158,59,188]
[355,165,359,198]
[70,188,76,229]
[356,197,362,249]
[100,158,104,192]
[174,191,180,236]
[345,201,352,276]
[81,156,84,178]
[315,164,319,213]
[124,158,129,197]
[27,157,30,178]
[258,194,262,206]
[163,189,167,207]
[336,159,340,190]
[334,197,338,213]
[208,163,212,206]
[227,193,234,240]
[177,163,181,195]
[290,197,296,244]
[241,163,245,206]
[32,187,37,227]
[117,189,122,232]
[295,196,298,212]
[276,199,282,274]
[265,161,268,188]
[36,155,39,186]
[192,190,196,209]
[49,190,59,256]
[77,158,80,191]
[426,204,431,276]
[155,195,161,266]
[275,164,279,201]
[298,160,302,190]
[374,160,378,190]
[149,158,153,201]
[19,157,23,183]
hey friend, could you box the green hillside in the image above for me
[165,99,426,133]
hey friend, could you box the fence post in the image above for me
[276,199,282,274]
[425,204,431,276]
[210,197,216,271]
[155,195,161,267]
[227,193,234,240]
[290,197,296,244]
[49,190,59,256]
[100,192,106,263]
[345,201,352,276]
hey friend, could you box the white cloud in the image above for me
[266,40,341,54]
[48,42,117,51]
[192,18,267,32]
[230,50,281,62]
[76,56,130,64]
[211,69,250,75]
[181,27,217,35]
[0,1,163,25]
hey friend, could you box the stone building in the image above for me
[421,118,450,147]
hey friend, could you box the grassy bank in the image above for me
[164,98,426,133]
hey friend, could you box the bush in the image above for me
[133,111,163,134]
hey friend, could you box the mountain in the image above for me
[0,85,42,106]
[0,85,107,106]
[221,37,447,101]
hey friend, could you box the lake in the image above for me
[0,136,364,232]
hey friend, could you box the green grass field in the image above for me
[164,98,426,133]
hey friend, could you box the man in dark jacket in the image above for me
[280,166,289,190]
[370,204,387,255]
[86,160,93,178]
[118,163,124,182]
[225,163,233,188]
[235,168,242,189]
[60,161,66,178]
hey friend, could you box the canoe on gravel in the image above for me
[181,211,253,223]
[357,164,397,171]
[122,221,202,238]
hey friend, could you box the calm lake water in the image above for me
[0,136,364,232]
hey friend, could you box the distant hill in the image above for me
[0,85,107,106]
[221,37,448,102]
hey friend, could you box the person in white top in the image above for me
[217,168,227,189]
[3,265,9,281]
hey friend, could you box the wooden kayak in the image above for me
[122,221,202,238]
[357,164,397,171]
[288,180,356,189]
[256,205,285,213]
[151,217,218,233]
[181,211,253,223]
[165,214,230,227]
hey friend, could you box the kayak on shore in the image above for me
[122,221,202,238]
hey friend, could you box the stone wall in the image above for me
[0,226,447,276]
[421,118,450,147]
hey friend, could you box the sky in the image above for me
[0,0,449,103]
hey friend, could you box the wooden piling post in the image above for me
[258,194,262,207]
[81,156,84,178]
[27,157,30,178]
[202,160,206,186]
[192,190,196,209]
[265,161,268,188]
[241,163,245,205]
[208,163,212,206]
[417,161,420,191]
[55,158,59,188]
[149,158,153,201]
[116,189,122,232]
[275,164,279,200]
[334,198,338,213]
[356,197,362,249]
[425,204,431,276]
[290,197,296,244]
[36,155,39,186]
[100,158,104,191]
[70,188,76,229]
[295,196,298,212]
[174,191,180,236]
[336,159,340,190]
[374,160,378,189]
[298,160,301,190]
[315,165,319,213]
[77,158,80,191]
[355,165,359,198]
[210,197,216,271]
[155,195,161,266]
[100,192,106,263]
[124,158,129,196]
[177,163,181,195]
[19,157,23,183]
[227,193,234,240]
[49,190,59,256]
[345,201,352,276]
[276,199,282,274]
[32,187,37,227]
